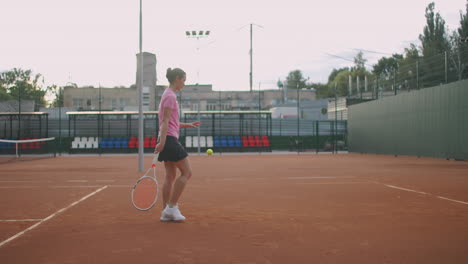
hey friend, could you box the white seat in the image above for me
[74,137,81,143]
[92,141,98,148]
[206,136,213,147]
[71,141,79,149]
[81,137,88,143]
[78,141,87,149]
[199,136,206,148]
[86,141,93,149]
[185,136,192,148]
[192,136,199,148]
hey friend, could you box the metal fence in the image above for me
[348,79,468,160]
[348,48,468,100]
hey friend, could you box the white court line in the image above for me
[0,186,39,189]
[0,185,108,248]
[381,183,468,206]
[67,180,88,183]
[0,181,41,183]
[287,176,355,180]
[383,184,428,195]
[50,185,104,188]
[296,182,369,185]
[0,219,42,222]
[96,180,115,182]
[436,196,468,205]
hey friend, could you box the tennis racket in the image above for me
[131,155,159,211]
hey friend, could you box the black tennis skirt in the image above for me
[157,136,188,162]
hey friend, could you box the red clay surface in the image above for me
[0,153,467,263]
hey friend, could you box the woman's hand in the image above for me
[155,142,164,153]
[188,121,201,128]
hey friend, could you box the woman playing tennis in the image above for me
[155,68,200,222]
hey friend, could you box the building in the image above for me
[63,84,317,113]
[328,97,348,120]
[136,52,157,89]
[61,50,318,113]
[270,99,328,120]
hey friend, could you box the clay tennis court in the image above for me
[1,153,467,263]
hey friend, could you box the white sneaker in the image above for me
[161,204,186,221]
[160,209,172,222]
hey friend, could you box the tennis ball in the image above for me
[206,149,213,155]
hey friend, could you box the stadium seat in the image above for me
[185,136,192,148]
[220,136,228,147]
[227,136,235,147]
[255,136,262,147]
[120,137,128,149]
[206,136,214,148]
[248,136,255,147]
[214,136,221,147]
[242,136,249,147]
[234,136,242,147]
[199,136,206,148]
[72,141,79,149]
[192,136,199,148]
[86,140,94,149]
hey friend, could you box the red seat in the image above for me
[20,138,31,149]
[254,136,262,146]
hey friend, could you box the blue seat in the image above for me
[221,140,228,147]
[100,140,108,148]
[120,138,129,148]
[234,136,242,147]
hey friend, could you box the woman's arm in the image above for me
[155,107,172,153]
[180,122,201,128]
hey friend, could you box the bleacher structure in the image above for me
[65,110,273,154]
[69,135,271,153]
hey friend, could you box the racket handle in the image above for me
[151,154,158,167]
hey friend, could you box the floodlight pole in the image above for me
[250,24,253,93]
[138,0,144,172]
[186,30,210,155]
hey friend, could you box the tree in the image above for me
[372,54,404,77]
[312,82,332,99]
[419,2,450,57]
[0,68,48,111]
[454,5,468,79]
[328,67,350,83]
[418,2,451,87]
[285,70,307,89]
[353,51,367,74]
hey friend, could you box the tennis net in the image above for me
[0,137,57,158]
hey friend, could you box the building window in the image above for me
[112,99,117,109]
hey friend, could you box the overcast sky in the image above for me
[1,0,465,91]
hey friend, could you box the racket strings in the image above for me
[132,177,158,210]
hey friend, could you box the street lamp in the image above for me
[186,29,210,155]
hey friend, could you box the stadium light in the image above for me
[185,29,211,155]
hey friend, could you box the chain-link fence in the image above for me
[348,48,468,100]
